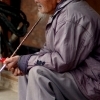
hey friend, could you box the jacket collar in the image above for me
[56,0,73,10]
[55,0,82,16]
[47,0,75,26]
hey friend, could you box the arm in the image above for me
[18,21,93,74]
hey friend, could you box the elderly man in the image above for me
[4,0,100,100]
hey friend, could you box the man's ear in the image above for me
[57,0,61,3]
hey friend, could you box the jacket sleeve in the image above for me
[18,21,94,74]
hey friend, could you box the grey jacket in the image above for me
[18,0,100,100]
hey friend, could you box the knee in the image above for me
[28,66,47,78]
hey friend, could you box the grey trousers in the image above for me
[18,66,88,100]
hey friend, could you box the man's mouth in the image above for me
[37,4,42,9]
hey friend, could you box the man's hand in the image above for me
[4,56,24,76]
[11,67,24,76]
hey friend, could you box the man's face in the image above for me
[34,0,61,14]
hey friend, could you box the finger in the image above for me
[4,57,13,70]
[7,62,17,71]
[17,68,24,76]
[13,68,18,76]
[11,68,15,74]
[3,57,11,64]
[17,68,21,75]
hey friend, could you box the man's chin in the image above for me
[38,12,46,18]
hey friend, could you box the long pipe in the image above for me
[0,17,42,72]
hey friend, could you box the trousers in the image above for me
[18,66,88,100]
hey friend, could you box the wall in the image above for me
[86,0,100,14]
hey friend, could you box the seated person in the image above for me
[4,0,100,100]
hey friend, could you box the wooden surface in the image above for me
[86,0,100,14]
